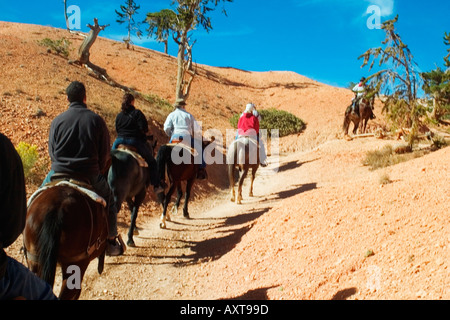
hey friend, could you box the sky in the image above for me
[1,0,449,89]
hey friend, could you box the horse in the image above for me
[156,138,214,229]
[23,182,108,300]
[227,137,260,205]
[107,137,157,247]
[343,96,376,137]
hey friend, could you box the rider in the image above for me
[350,77,367,116]
[41,81,124,256]
[0,133,57,300]
[111,93,163,194]
[163,98,207,180]
[237,103,268,167]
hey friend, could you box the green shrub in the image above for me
[15,142,39,178]
[38,37,72,58]
[230,109,305,138]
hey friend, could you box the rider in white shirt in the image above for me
[163,99,207,179]
[351,77,366,115]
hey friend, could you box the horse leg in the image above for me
[228,164,236,202]
[59,260,89,300]
[160,183,176,229]
[127,189,145,247]
[249,166,257,197]
[171,184,183,216]
[183,179,195,219]
[353,119,360,135]
[237,168,248,205]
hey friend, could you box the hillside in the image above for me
[1,22,448,301]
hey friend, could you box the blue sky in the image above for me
[1,0,449,89]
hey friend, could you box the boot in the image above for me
[106,236,125,256]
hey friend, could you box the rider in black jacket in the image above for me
[42,81,124,256]
[112,93,162,193]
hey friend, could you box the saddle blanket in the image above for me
[166,142,199,157]
[27,181,107,208]
[116,146,148,168]
[233,136,259,147]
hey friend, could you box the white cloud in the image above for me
[365,0,395,17]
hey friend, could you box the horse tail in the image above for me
[343,112,350,134]
[109,150,121,182]
[156,145,170,182]
[38,207,64,287]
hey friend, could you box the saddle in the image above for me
[116,144,148,168]
[235,136,259,147]
[27,180,107,208]
[166,141,198,157]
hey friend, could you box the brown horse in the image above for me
[343,96,376,136]
[23,183,108,300]
[156,139,213,229]
[227,137,260,205]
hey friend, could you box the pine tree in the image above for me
[359,15,424,147]
[116,0,142,49]
[421,32,450,122]
[145,0,232,102]
[146,9,177,54]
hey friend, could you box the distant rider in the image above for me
[237,103,268,167]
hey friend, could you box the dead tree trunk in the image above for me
[77,18,109,65]
[174,33,196,102]
[70,18,138,95]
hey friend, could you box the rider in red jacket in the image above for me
[236,103,267,167]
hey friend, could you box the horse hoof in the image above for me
[249,193,254,197]
[183,214,190,220]
[160,222,166,229]
[127,240,136,247]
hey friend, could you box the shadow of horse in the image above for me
[343,96,376,137]
[23,185,108,300]
[156,139,214,229]
[107,138,157,247]
[227,137,260,204]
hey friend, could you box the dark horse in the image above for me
[156,139,214,229]
[227,137,260,205]
[23,183,108,300]
[107,137,157,247]
[343,96,376,137]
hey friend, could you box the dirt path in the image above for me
[76,137,390,300]
[79,152,299,300]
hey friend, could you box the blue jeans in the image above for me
[0,256,57,300]
[170,136,206,169]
